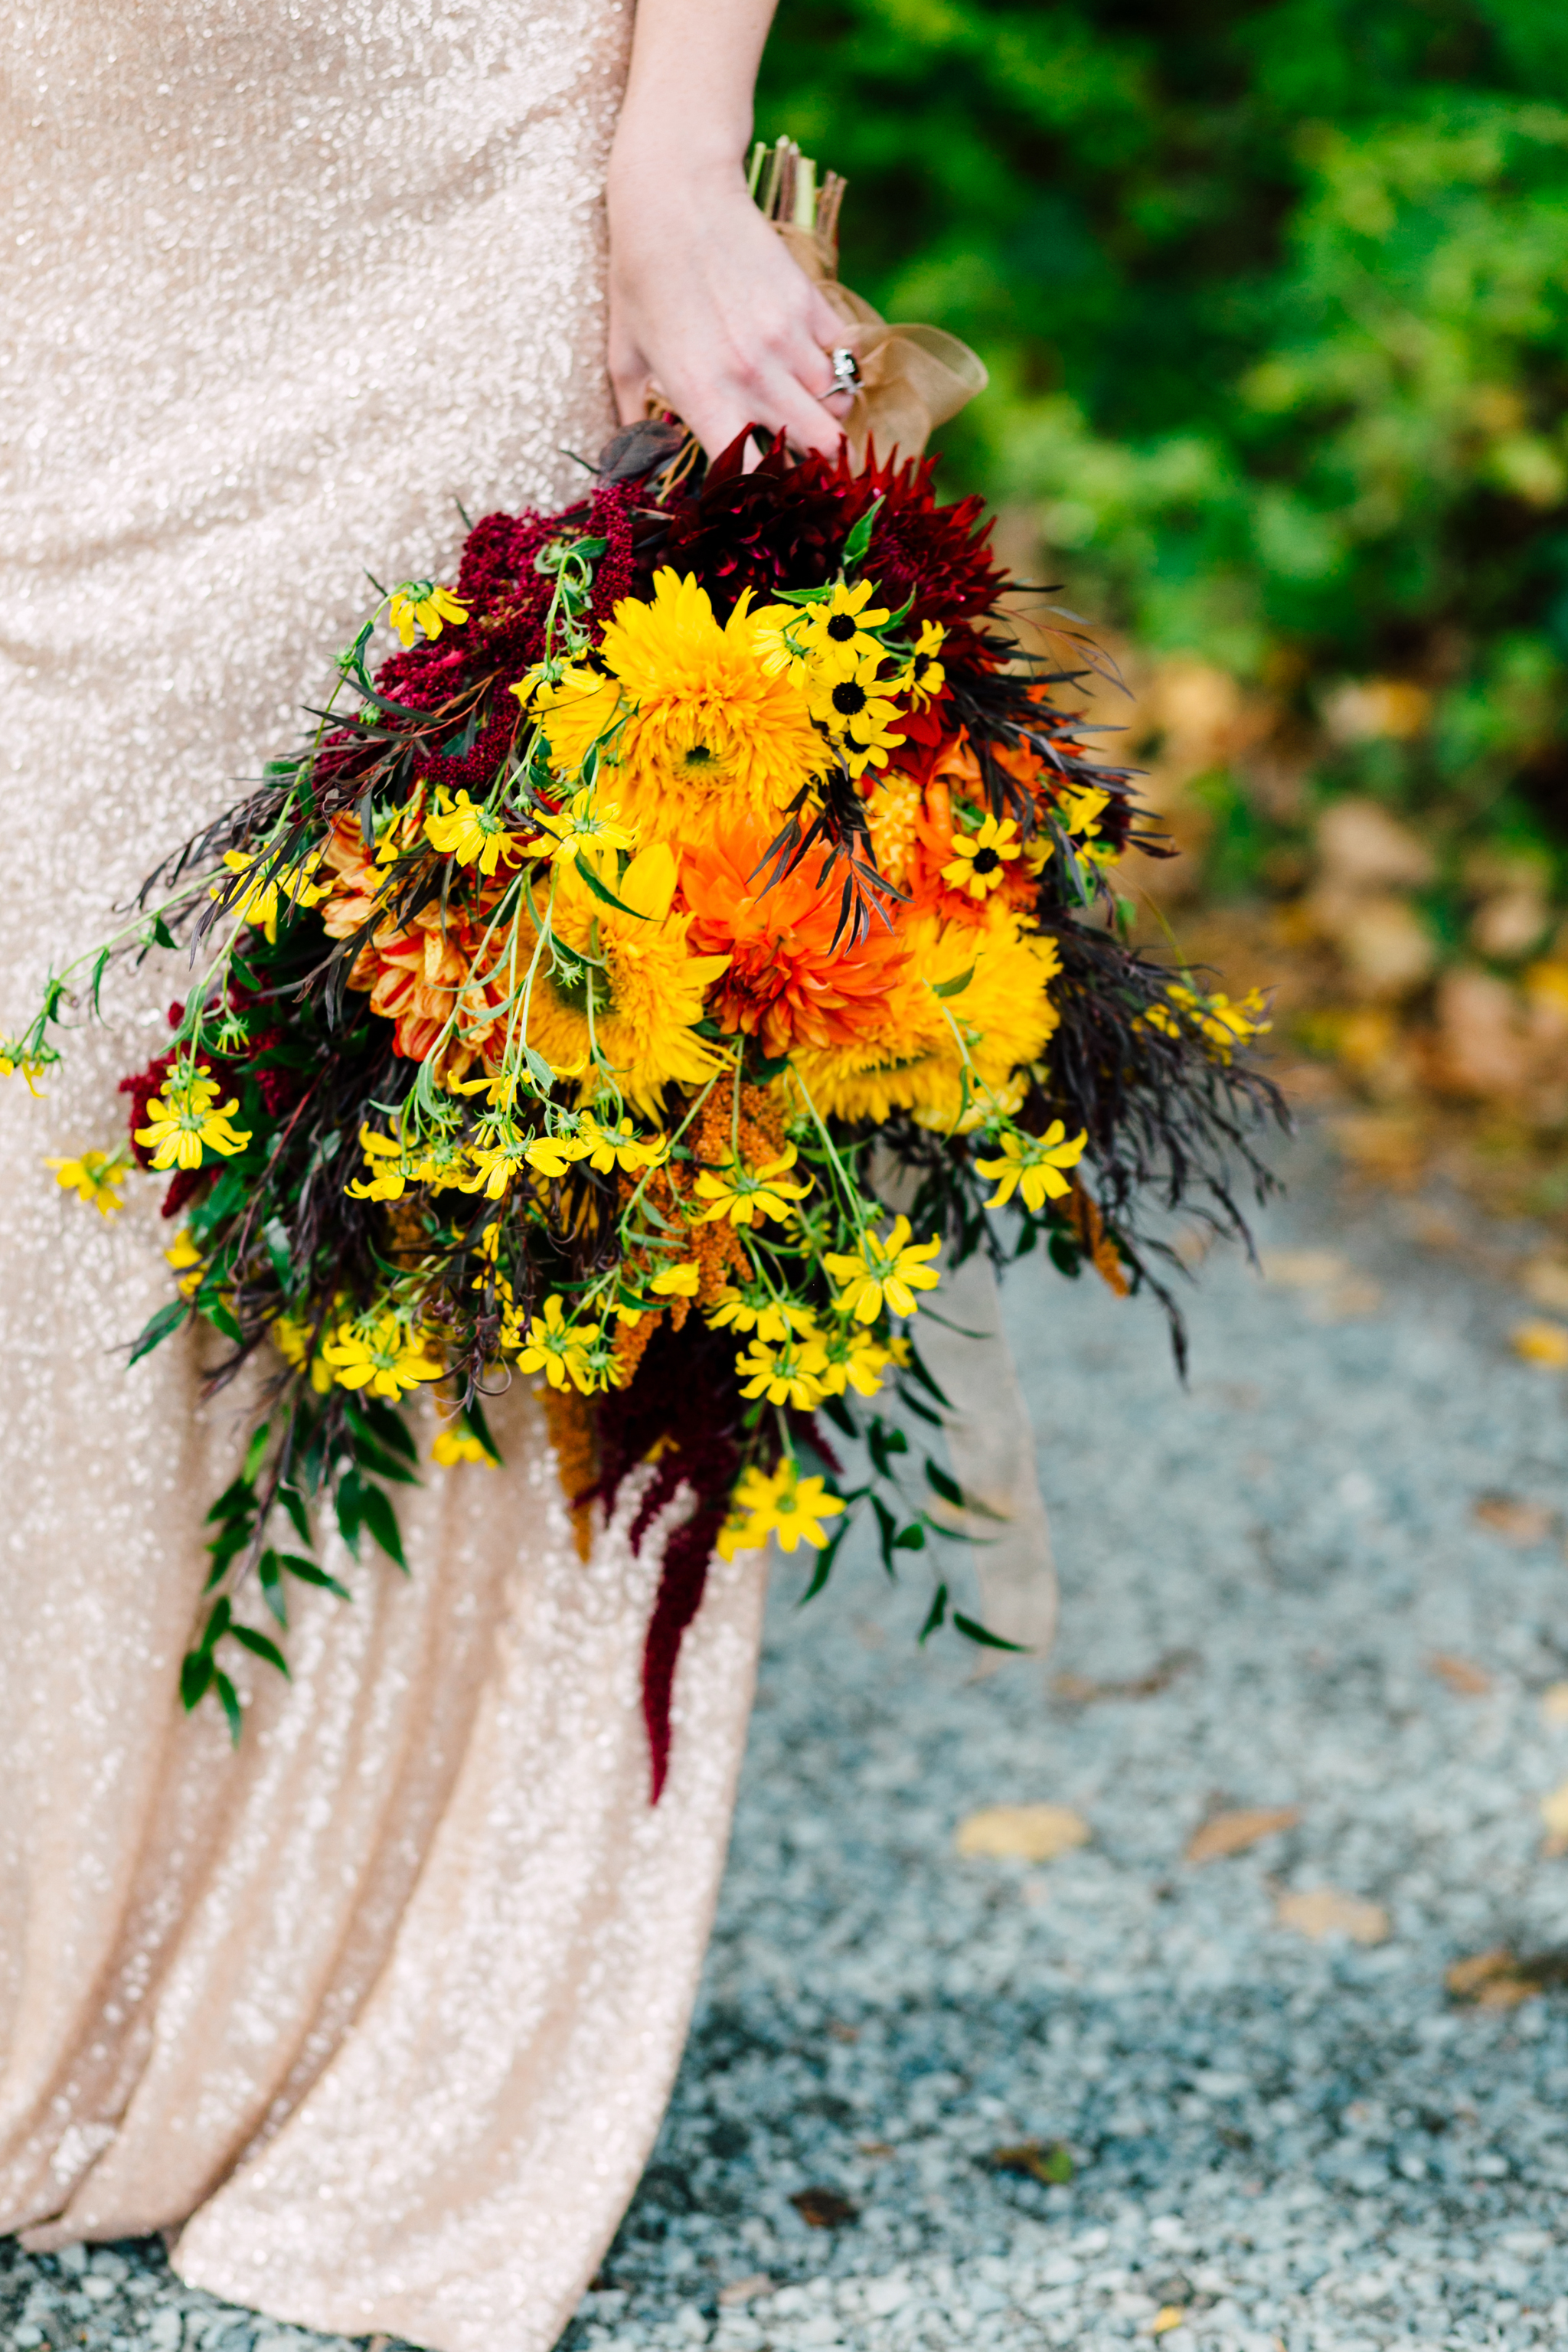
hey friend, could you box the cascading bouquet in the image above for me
[5,151,1280,1790]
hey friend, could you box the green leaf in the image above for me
[204,1298,243,1344]
[867,1419,909,1478]
[335,1470,364,1556]
[129,1297,188,1367]
[462,1395,505,1466]
[930,965,974,1000]
[151,914,178,951]
[1038,2144,1074,2185]
[870,1493,899,1576]
[242,1421,272,1483]
[206,1474,253,1525]
[901,1338,952,1413]
[279,1485,312,1545]
[925,1457,964,1508]
[257,1549,289,1628]
[892,1521,926,1552]
[278,1553,352,1602]
[214,1669,243,1746]
[203,1596,233,1648]
[358,1482,408,1572]
[521,1046,556,1093]
[797,1515,851,1606]
[918,1582,949,1644]
[952,1609,1028,1653]
[573,857,649,921]
[231,1624,291,1678]
[263,1217,293,1285]
[348,1393,419,1462]
[180,1648,214,1710]
[841,494,884,572]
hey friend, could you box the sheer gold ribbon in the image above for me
[774,220,989,464]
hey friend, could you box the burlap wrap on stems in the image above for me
[774,219,989,463]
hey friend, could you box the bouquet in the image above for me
[5,147,1280,1792]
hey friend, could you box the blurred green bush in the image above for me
[760,0,1568,892]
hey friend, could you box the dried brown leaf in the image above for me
[1472,1494,1555,1547]
[1426,1651,1494,1696]
[718,2276,774,2308]
[790,2187,858,2230]
[1274,1886,1390,1945]
[955,1802,1090,1863]
[1185,1805,1301,1865]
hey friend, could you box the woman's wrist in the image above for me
[607,116,751,209]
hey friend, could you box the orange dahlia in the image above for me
[682,825,910,1059]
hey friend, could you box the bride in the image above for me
[0,5,1050,2346]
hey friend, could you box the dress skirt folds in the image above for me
[0,7,769,2347]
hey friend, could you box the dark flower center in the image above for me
[826,613,858,642]
[831,681,868,716]
[683,743,714,767]
[912,651,932,679]
[972,846,1001,875]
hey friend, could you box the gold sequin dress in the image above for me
[0,8,768,2347]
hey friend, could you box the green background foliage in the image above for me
[758,0,1568,879]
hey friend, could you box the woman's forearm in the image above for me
[610,0,779,182]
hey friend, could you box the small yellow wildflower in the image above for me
[165,1228,205,1297]
[704,1285,815,1341]
[345,1124,410,1202]
[423,789,523,877]
[322,1312,445,1400]
[975,1122,1088,1214]
[576,1112,670,1176]
[1059,784,1110,838]
[817,1323,892,1400]
[135,1070,251,1172]
[45,1147,128,1216]
[941,813,1023,901]
[716,1460,847,1560]
[433,1424,494,1467]
[388,581,468,648]
[824,1216,942,1324]
[649,1260,701,1298]
[0,1039,51,1096]
[464,1128,530,1200]
[273,1305,335,1392]
[523,1124,593,1180]
[733,1334,829,1410]
[212,847,328,943]
[691,1142,811,1227]
[532,788,636,869]
[1513,1320,1568,1370]
[1145,982,1272,1061]
[514,1292,605,1393]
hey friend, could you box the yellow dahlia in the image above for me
[516,844,730,1117]
[790,910,1060,1132]
[593,570,825,848]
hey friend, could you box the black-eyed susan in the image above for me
[897,619,947,707]
[807,652,906,776]
[975,1122,1087,1214]
[823,1216,942,1323]
[799,579,893,677]
[941,813,1024,902]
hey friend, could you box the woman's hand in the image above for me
[606,0,850,459]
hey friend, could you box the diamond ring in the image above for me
[828,345,861,395]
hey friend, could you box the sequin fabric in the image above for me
[0,8,770,2348]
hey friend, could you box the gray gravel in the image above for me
[7,1119,1568,2351]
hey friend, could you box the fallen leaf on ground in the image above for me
[1185,1806,1301,1864]
[986,2139,1073,2185]
[1274,1886,1390,1945]
[719,2275,774,2307]
[1259,1248,1349,1288]
[1540,1782,1568,1856]
[1541,1683,1568,1726]
[1447,1946,1568,2006]
[790,2187,858,2229]
[1328,1112,1427,1187]
[858,2141,897,2159]
[1521,1256,1568,1313]
[1306,1276,1384,1323]
[1473,1494,1556,1546]
[955,1802,1090,1863]
[1151,2310,1187,2337]
[826,2020,859,2043]
[1052,1649,1198,1705]
[1426,1651,1494,1696]
[1512,1319,1568,1370]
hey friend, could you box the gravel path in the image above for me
[7,1119,1568,2352]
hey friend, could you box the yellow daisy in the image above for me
[941,813,1023,901]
